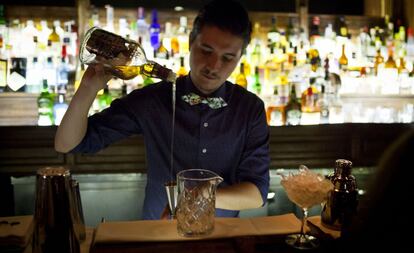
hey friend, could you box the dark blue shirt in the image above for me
[71,75,270,219]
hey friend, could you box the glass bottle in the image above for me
[235,62,248,89]
[98,86,112,110]
[252,66,261,95]
[53,93,68,125]
[8,57,27,92]
[177,56,188,77]
[149,9,161,51]
[284,84,301,125]
[321,159,358,234]
[301,77,320,113]
[384,48,397,69]
[374,49,384,75]
[79,27,176,82]
[338,44,348,70]
[38,79,54,126]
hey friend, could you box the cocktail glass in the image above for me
[280,166,333,250]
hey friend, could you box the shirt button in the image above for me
[202,148,207,153]
[203,122,208,127]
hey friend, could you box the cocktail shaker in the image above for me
[33,167,80,253]
[321,159,358,234]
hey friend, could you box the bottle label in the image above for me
[286,109,301,125]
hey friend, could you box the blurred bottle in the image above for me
[177,16,189,55]
[53,93,68,125]
[79,27,176,82]
[267,16,280,48]
[7,57,27,92]
[284,84,301,125]
[374,49,384,75]
[235,62,248,89]
[252,66,261,95]
[136,7,149,42]
[321,159,358,235]
[149,9,161,51]
[301,77,320,113]
[38,79,54,126]
[177,56,188,77]
[98,87,112,110]
[335,16,348,38]
[309,16,321,42]
[317,84,330,124]
[384,48,397,69]
[104,5,114,32]
[338,44,348,70]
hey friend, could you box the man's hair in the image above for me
[189,0,252,51]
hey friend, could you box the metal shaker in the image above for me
[70,179,86,242]
[33,167,80,253]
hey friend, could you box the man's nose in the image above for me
[206,54,221,70]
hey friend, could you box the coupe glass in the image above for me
[280,166,333,250]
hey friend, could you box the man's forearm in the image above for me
[215,182,263,210]
[54,85,98,153]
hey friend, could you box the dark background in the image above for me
[0,0,364,15]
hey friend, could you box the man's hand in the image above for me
[160,204,172,220]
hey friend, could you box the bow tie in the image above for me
[182,92,228,109]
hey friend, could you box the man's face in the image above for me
[189,25,244,95]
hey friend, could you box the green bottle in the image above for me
[252,66,261,95]
[98,87,112,110]
[37,79,54,126]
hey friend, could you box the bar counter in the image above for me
[0,214,340,253]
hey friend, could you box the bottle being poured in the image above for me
[79,26,176,82]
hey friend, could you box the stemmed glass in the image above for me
[280,166,333,250]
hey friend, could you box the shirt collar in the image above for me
[181,73,228,102]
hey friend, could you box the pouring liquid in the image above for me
[164,79,178,218]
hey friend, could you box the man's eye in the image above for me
[222,55,234,62]
[201,48,212,55]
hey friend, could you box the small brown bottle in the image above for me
[321,159,358,234]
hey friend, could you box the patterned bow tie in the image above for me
[182,92,228,109]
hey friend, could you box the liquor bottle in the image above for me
[398,57,407,74]
[8,57,27,92]
[301,77,320,113]
[267,16,280,48]
[309,16,321,40]
[235,62,248,89]
[335,16,348,38]
[374,49,384,75]
[26,57,42,93]
[38,79,54,126]
[98,87,112,110]
[284,84,301,125]
[177,16,189,55]
[53,93,68,125]
[384,48,397,69]
[317,84,330,124]
[136,7,149,42]
[177,56,187,77]
[79,27,176,82]
[149,9,161,51]
[252,66,261,95]
[266,87,285,126]
[338,44,348,70]
[0,59,7,92]
[321,159,358,235]
[104,4,114,32]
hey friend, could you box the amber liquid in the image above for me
[111,64,154,80]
